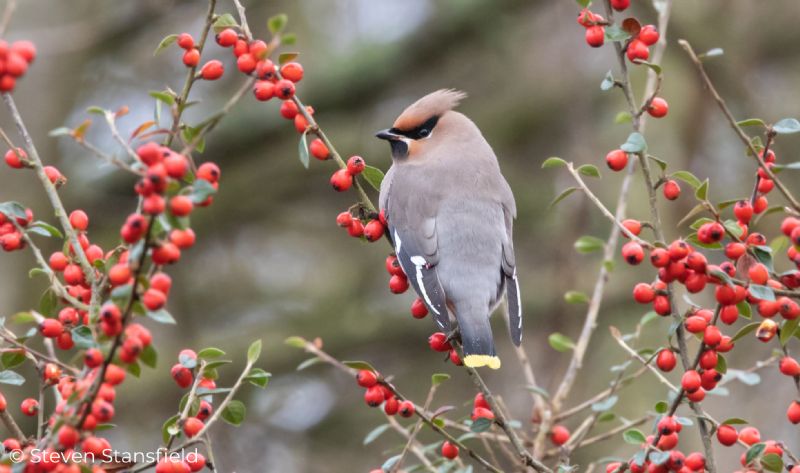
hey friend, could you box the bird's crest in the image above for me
[393,89,467,132]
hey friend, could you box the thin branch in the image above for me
[386,416,437,473]
[74,138,142,175]
[391,384,438,473]
[543,416,651,459]
[678,39,800,212]
[0,0,16,38]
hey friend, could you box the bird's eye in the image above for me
[418,129,430,138]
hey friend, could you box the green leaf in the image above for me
[781,318,800,346]
[737,301,752,320]
[525,385,550,398]
[648,155,668,171]
[591,395,618,412]
[654,401,668,413]
[600,70,615,91]
[363,423,390,445]
[614,111,632,124]
[181,126,206,153]
[278,52,299,65]
[695,179,709,200]
[298,130,309,169]
[700,47,724,58]
[190,179,217,204]
[605,24,630,42]
[382,455,402,472]
[11,312,35,324]
[574,235,605,254]
[140,345,157,368]
[761,453,783,472]
[549,187,579,209]
[38,289,58,318]
[649,451,670,465]
[126,361,141,378]
[147,309,176,324]
[284,336,306,348]
[281,33,297,45]
[748,284,775,302]
[723,219,744,239]
[620,132,647,153]
[622,428,646,445]
[247,339,262,363]
[597,412,616,423]
[0,370,25,386]
[671,170,702,189]
[361,165,384,191]
[542,157,567,169]
[708,267,733,287]
[470,417,493,433]
[48,127,72,137]
[773,118,800,134]
[221,400,246,426]
[717,353,727,374]
[296,357,321,371]
[197,348,226,359]
[153,34,178,56]
[1,351,25,370]
[737,118,765,128]
[640,311,658,326]
[267,13,288,34]
[162,414,180,443]
[30,221,63,239]
[732,322,760,342]
[244,367,271,388]
[721,417,748,425]
[342,360,377,372]
[431,373,450,386]
[577,164,600,178]
[548,333,575,352]
[149,90,175,106]
[575,0,592,7]
[638,61,662,74]
[71,326,96,349]
[564,291,589,304]
[213,13,239,33]
[752,245,774,272]
[745,443,766,466]
[0,201,27,221]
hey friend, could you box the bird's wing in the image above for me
[382,168,451,332]
[499,179,522,346]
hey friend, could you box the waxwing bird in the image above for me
[375,89,521,370]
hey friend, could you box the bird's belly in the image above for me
[435,199,505,308]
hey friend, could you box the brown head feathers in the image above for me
[392,89,467,132]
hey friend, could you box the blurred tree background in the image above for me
[1,0,799,471]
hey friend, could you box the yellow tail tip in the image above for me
[464,355,502,370]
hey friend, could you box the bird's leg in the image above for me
[444,327,462,345]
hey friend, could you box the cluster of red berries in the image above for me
[427,332,464,367]
[0,40,35,92]
[0,203,31,252]
[605,417,708,472]
[356,370,415,419]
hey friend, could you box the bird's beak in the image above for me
[375,129,401,141]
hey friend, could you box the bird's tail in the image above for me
[456,303,500,370]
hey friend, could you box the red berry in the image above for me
[330,169,353,192]
[638,25,659,45]
[605,149,628,171]
[177,33,194,50]
[780,357,800,377]
[681,370,702,393]
[10,40,35,63]
[389,274,409,293]
[655,350,676,373]
[787,400,800,424]
[738,426,761,446]
[411,298,428,319]
[647,97,669,118]
[621,241,644,265]
[703,325,722,347]
[386,255,404,276]
[336,211,353,228]
[716,424,738,446]
[4,147,26,169]
[253,80,275,101]
[199,60,224,80]
[398,400,415,417]
[280,62,304,82]
[364,220,384,242]
[39,319,63,338]
[274,79,296,100]
[356,370,378,388]
[48,251,68,271]
[186,453,206,472]
[215,28,239,47]
[182,48,200,68]
[428,332,452,352]
[309,139,329,160]
[663,179,680,200]
[626,39,650,62]
[550,425,570,446]
[169,195,194,217]
[171,363,193,389]
[236,53,256,74]
[383,397,399,416]
[632,283,655,303]
[347,220,364,238]
[280,100,298,119]
[255,59,276,80]
[733,200,754,224]
[585,26,605,48]
[610,0,630,11]
[20,398,38,416]
[441,441,459,459]
[347,156,366,175]
[364,385,383,407]
[197,162,221,183]
[183,417,204,438]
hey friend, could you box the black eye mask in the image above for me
[390,115,440,140]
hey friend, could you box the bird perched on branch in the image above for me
[376,89,521,369]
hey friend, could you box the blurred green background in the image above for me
[1,0,800,471]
